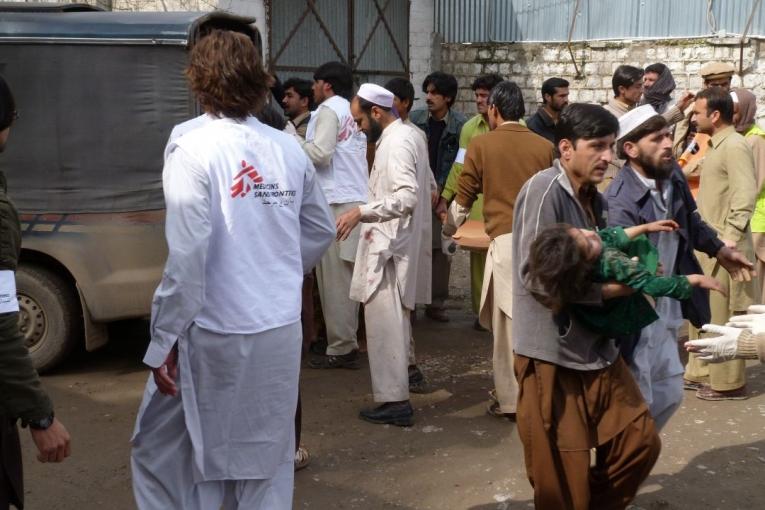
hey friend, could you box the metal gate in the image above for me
[266,0,410,86]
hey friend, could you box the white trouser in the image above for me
[316,202,362,355]
[131,381,294,510]
[480,233,516,414]
[630,302,685,430]
[365,261,411,402]
[131,322,300,509]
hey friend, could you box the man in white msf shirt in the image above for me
[337,84,434,425]
[130,30,334,509]
[301,61,369,370]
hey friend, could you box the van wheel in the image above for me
[16,264,81,373]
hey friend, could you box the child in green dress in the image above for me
[527,219,725,336]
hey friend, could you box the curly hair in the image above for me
[527,223,596,313]
[186,30,273,120]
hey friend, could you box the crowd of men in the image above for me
[2,25,765,510]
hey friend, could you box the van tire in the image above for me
[16,264,81,373]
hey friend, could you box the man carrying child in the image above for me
[512,103,660,509]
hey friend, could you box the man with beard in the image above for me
[682,87,758,401]
[605,105,754,427]
[438,73,503,328]
[336,84,433,426]
[525,77,569,143]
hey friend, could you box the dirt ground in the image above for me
[19,253,765,509]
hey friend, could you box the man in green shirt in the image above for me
[437,74,503,329]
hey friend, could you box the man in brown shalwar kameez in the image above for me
[511,103,661,509]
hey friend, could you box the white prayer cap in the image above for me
[617,104,660,141]
[730,91,739,103]
[357,83,394,108]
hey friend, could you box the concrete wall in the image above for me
[408,0,435,110]
[439,38,765,124]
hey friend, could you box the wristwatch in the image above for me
[26,412,55,430]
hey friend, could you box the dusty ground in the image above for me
[19,252,765,509]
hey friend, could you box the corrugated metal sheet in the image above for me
[436,0,765,43]
[270,0,349,69]
[268,0,408,85]
[354,0,409,75]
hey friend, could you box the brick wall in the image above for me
[439,38,765,124]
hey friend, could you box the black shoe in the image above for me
[308,350,361,369]
[359,401,414,427]
[425,307,450,322]
[408,365,430,394]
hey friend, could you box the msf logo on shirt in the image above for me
[231,160,263,198]
[337,115,359,143]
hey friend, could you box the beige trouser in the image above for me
[365,261,411,403]
[316,202,362,356]
[492,298,517,413]
[685,261,747,391]
[480,233,517,414]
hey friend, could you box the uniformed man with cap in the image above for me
[336,83,434,426]
[673,61,736,158]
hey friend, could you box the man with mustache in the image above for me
[512,103,660,508]
[672,61,735,160]
[604,105,753,427]
[438,73,503,330]
[682,87,758,401]
[409,72,466,323]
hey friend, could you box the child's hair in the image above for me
[527,223,596,313]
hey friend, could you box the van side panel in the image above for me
[20,211,167,321]
[0,43,190,214]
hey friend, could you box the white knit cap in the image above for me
[617,104,660,141]
[357,83,394,108]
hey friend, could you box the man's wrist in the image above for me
[24,411,55,431]
[357,204,371,221]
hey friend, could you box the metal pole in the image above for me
[739,0,762,76]
[566,0,583,79]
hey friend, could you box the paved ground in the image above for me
[18,252,765,509]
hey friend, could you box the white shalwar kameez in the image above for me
[349,119,434,402]
[131,115,334,510]
[629,173,685,430]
